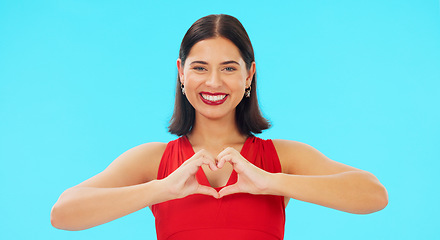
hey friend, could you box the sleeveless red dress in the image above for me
[151,136,285,240]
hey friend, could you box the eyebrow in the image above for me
[189,60,240,65]
[189,61,208,65]
[221,60,240,65]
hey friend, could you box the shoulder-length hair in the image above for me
[168,14,270,136]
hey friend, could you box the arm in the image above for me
[50,142,167,230]
[51,179,169,230]
[216,140,388,214]
[50,143,220,231]
[271,139,388,214]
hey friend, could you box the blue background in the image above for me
[1,0,439,239]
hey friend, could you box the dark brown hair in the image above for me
[168,14,270,136]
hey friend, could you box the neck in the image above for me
[188,112,247,149]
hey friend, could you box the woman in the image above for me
[51,14,388,239]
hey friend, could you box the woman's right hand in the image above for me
[162,149,220,199]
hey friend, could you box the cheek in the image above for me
[183,73,204,88]
[226,75,247,90]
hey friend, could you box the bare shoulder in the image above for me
[122,141,168,167]
[75,142,167,188]
[272,139,321,160]
[271,139,317,173]
[272,139,361,175]
[118,142,168,178]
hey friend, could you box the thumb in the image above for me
[218,184,241,198]
[195,185,220,199]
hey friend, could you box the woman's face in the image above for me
[177,37,256,121]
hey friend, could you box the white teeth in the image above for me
[202,94,226,102]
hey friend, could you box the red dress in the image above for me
[151,136,285,240]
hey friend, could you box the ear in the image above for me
[246,61,256,87]
[177,58,184,84]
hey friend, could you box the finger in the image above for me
[199,155,218,171]
[190,150,218,170]
[216,147,235,161]
[196,185,220,199]
[218,153,244,169]
[216,153,232,169]
[192,149,215,163]
[198,149,216,159]
[181,158,215,177]
[218,184,241,198]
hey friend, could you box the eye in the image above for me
[192,66,207,71]
[223,67,236,72]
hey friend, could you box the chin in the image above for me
[197,108,235,121]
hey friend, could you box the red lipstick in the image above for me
[199,92,228,105]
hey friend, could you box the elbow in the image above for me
[354,172,389,214]
[50,191,85,231]
[374,183,389,212]
[51,203,75,231]
[50,204,66,230]
[51,191,72,230]
[359,188,388,214]
[51,204,85,231]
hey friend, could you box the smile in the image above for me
[200,92,228,105]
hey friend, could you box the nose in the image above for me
[205,71,222,88]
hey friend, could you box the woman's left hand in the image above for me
[216,147,273,198]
